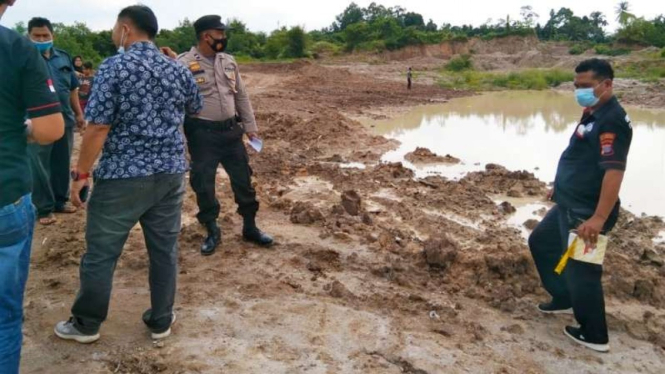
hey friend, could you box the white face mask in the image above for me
[117,28,127,54]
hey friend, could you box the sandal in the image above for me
[38,214,57,226]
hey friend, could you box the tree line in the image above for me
[11,1,665,64]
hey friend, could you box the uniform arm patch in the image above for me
[600,133,616,156]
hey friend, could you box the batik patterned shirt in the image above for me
[85,41,202,180]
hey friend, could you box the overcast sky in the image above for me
[2,0,663,33]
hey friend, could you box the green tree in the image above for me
[52,22,102,64]
[616,1,636,26]
[155,19,196,54]
[343,22,371,51]
[403,12,425,29]
[285,26,308,58]
[334,2,364,31]
[520,6,539,28]
[13,21,26,35]
[264,28,288,59]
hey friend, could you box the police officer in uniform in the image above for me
[529,59,632,353]
[177,15,273,256]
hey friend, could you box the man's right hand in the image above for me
[546,189,554,201]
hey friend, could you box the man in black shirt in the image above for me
[529,59,632,353]
[0,1,64,371]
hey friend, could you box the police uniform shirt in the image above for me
[0,25,62,207]
[177,47,258,133]
[43,47,79,126]
[553,96,633,210]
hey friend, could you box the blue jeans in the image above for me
[0,194,35,374]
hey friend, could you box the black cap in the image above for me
[194,15,227,35]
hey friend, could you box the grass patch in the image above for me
[569,43,591,55]
[446,54,473,72]
[594,44,632,56]
[438,69,574,90]
[615,59,665,82]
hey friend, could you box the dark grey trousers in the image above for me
[28,126,74,217]
[71,173,185,335]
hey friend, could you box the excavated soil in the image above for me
[21,58,665,374]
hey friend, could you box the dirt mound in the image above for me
[405,147,460,164]
[423,236,459,270]
[462,164,547,197]
[341,190,363,216]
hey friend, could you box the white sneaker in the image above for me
[564,326,610,353]
[54,319,100,344]
[151,313,177,340]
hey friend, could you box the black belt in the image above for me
[185,116,237,131]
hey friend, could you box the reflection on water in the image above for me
[365,91,665,217]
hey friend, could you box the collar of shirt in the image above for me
[127,40,159,53]
[43,47,61,61]
[191,46,227,61]
[590,96,619,121]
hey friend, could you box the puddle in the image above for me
[340,162,367,169]
[365,91,665,217]
[502,200,550,239]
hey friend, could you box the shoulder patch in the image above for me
[600,133,616,156]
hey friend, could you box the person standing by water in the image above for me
[176,15,274,256]
[529,59,632,353]
[407,67,413,90]
[0,1,65,371]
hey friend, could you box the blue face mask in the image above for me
[32,40,53,53]
[575,81,607,108]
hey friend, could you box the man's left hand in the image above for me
[76,113,86,132]
[246,132,259,140]
[577,215,606,246]
[71,179,89,209]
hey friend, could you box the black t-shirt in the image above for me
[0,26,62,207]
[554,96,633,210]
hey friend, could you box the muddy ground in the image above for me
[21,56,665,374]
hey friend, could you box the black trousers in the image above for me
[28,126,74,217]
[529,204,619,344]
[184,117,259,224]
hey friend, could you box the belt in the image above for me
[185,116,237,131]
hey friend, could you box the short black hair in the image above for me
[575,58,614,81]
[118,5,158,39]
[28,17,53,33]
[83,62,93,69]
[73,55,82,61]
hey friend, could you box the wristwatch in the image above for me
[70,170,91,181]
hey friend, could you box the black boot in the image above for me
[201,221,221,256]
[242,214,274,247]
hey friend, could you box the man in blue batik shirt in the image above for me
[54,5,202,343]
